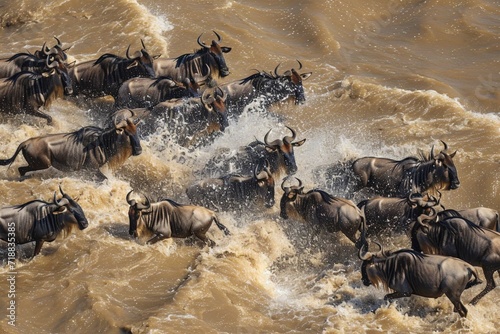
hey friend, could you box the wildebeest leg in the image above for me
[27,106,53,124]
[19,151,52,176]
[469,269,496,305]
[146,234,166,245]
[194,230,215,247]
[384,291,411,300]
[448,297,468,317]
[33,240,44,257]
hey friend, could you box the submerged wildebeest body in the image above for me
[280,178,366,248]
[0,187,88,258]
[0,61,73,124]
[186,160,275,212]
[202,126,306,179]
[154,31,231,82]
[69,41,155,99]
[142,86,228,147]
[358,243,481,318]
[357,193,442,234]
[438,207,499,232]
[220,62,312,117]
[412,210,500,305]
[0,118,142,180]
[351,141,460,197]
[126,191,230,246]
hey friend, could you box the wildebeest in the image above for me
[0,118,142,180]
[359,242,481,317]
[202,126,306,179]
[280,177,366,248]
[351,140,460,197]
[0,186,88,258]
[412,209,500,305]
[154,31,231,81]
[141,86,228,147]
[357,193,442,234]
[114,67,212,109]
[186,160,275,211]
[437,207,499,232]
[220,61,312,117]
[69,40,155,99]
[126,190,230,246]
[0,61,73,124]
[0,37,70,78]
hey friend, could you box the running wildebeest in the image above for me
[141,85,228,147]
[0,186,88,258]
[126,190,230,246]
[359,242,482,318]
[412,209,500,305]
[0,117,142,180]
[437,207,499,232]
[154,31,231,81]
[357,193,442,234]
[202,126,306,179]
[220,61,312,117]
[0,60,73,124]
[69,40,155,99]
[186,160,275,211]
[351,141,460,197]
[280,177,366,248]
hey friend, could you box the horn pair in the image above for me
[280,176,302,191]
[126,190,151,210]
[358,241,383,261]
[53,185,69,207]
[197,31,222,48]
[274,60,302,77]
[264,126,296,147]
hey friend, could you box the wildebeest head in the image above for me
[197,31,232,77]
[408,192,444,216]
[274,61,312,105]
[55,186,88,230]
[201,84,228,131]
[279,177,304,219]
[254,160,276,208]
[358,241,386,287]
[429,140,460,190]
[35,37,70,63]
[115,117,142,156]
[125,40,156,78]
[126,190,151,237]
[47,55,73,96]
[264,126,306,175]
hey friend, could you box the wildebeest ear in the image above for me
[53,206,67,214]
[221,47,232,53]
[292,138,306,147]
[300,72,312,80]
[126,60,139,69]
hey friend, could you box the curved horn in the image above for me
[295,177,303,189]
[46,55,58,68]
[59,185,66,197]
[53,36,62,48]
[217,86,226,101]
[197,33,207,48]
[126,45,132,59]
[283,126,297,143]
[254,164,259,179]
[274,63,282,77]
[137,195,151,210]
[440,140,449,152]
[141,38,147,51]
[430,144,435,160]
[373,241,384,256]
[281,178,288,191]
[296,59,303,70]
[358,243,372,261]
[40,42,47,55]
[417,207,437,226]
[126,190,135,205]
[213,30,222,42]
[54,191,69,207]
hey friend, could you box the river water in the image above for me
[0,0,499,333]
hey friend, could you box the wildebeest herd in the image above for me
[0,33,498,319]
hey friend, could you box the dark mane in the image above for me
[66,126,104,147]
[6,70,39,84]
[174,48,209,67]
[307,188,353,206]
[6,52,38,62]
[12,199,49,211]
[94,53,122,65]
[160,198,184,208]
[239,71,275,84]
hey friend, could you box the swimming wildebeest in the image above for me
[0,118,142,180]
[69,40,155,99]
[412,209,500,305]
[0,60,73,124]
[357,193,442,234]
[186,160,275,211]
[202,126,306,179]
[280,177,366,248]
[126,190,230,246]
[154,31,231,81]
[351,140,460,197]
[0,186,88,258]
[359,242,481,317]
[220,61,312,117]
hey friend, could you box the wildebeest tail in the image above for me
[465,268,482,289]
[0,142,26,166]
[213,215,230,236]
